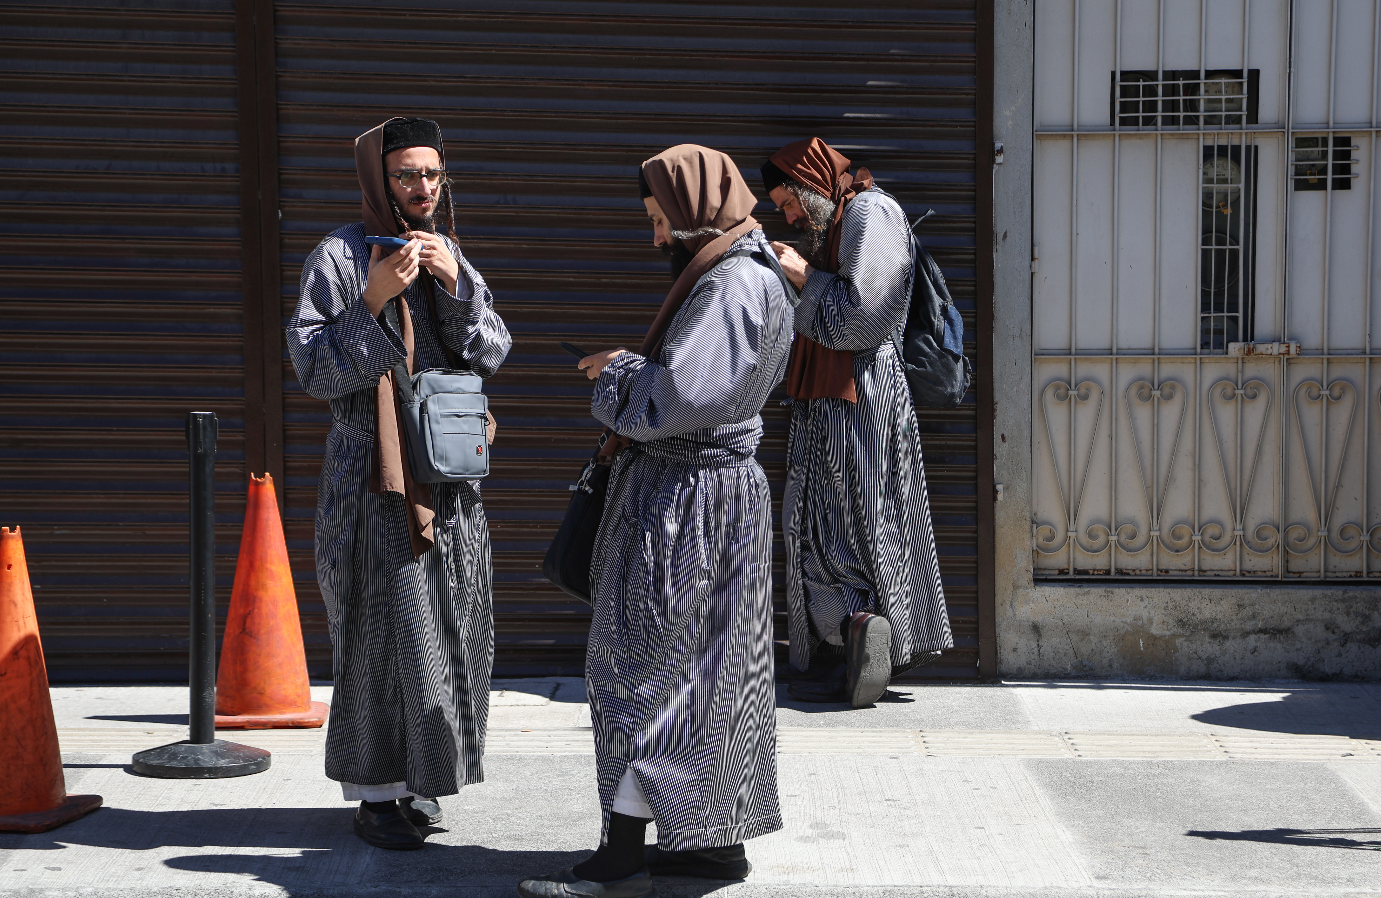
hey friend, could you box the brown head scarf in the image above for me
[355,117,442,558]
[637,144,761,356]
[598,145,761,460]
[765,137,876,403]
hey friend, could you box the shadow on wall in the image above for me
[1190,688,1381,739]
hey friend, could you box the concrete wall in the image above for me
[988,0,1381,680]
[1000,582,1381,679]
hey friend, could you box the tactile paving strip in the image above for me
[57,726,1381,761]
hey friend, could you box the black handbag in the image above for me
[541,448,610,605]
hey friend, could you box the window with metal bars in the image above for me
[1292,135,1353,191]
[1110,70,1260,128]
[1200,144,1257,352]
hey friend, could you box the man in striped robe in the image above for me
[287,118,511,849]
[519,146,789,898]
[763,137,953,709]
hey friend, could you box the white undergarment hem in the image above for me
[612,767,654,819]
[340,781,418,802]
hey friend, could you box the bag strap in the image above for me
[909,207,937,233]
[419,271,465,371]
[891,208,938,360]
[381,299,416,405]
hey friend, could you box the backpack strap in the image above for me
[892,208,937,361]
[909,207,937,233]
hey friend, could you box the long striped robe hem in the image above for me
[784,189,953,674]
[586,232,789,852]
[287,223,511,798]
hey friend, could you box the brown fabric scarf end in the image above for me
[366,291,437,560]
[785,335,856,403]
[769,138,878,404]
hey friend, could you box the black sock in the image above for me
[362,799,397,814]
[572,812,650,882]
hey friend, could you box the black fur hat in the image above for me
[382,118,443,157]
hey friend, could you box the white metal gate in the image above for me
[1032,0,1381,579]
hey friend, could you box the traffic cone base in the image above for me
[0,526,102,833]
[215,474,324,729]
[215,699,329,730]
[0,793,102,834]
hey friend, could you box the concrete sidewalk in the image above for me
[2,680,1379,897]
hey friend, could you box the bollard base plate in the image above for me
[131,739,270,779]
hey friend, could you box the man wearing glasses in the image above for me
[287,117,511,849]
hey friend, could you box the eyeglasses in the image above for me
[387,169,448,188]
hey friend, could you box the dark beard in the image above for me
[788,183,837,264]
[389,195,436,234]
[661,238,694,281]
[796,220,828,262]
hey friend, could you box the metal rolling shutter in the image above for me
[0,1,248,680]
[274,1,992,680]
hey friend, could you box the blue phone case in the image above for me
[365,235,410,251]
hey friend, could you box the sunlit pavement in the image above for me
[2,679,1379,897]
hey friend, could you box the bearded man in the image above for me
[286,118,511,849]
[763,137,953,709]
[519,146,790,898]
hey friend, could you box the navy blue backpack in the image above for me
[893,209,972,409]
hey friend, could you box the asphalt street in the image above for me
[1,679,1378,897]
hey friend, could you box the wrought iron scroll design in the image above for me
[1285,380,1362,557]
[1119,379,1193,555]
[1205,378,1278,555]
[1034,380,1105,557]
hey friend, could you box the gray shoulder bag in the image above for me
[385,274,491,482]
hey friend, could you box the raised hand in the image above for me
[578,348,627,380]
[770,241,812,289]
[363,240,422,316]
[406,230,460,296]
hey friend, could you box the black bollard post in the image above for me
[188,411,217,745]
[131,412,271,778]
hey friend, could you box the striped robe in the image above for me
[587,232,790,852]
[287,223,511,799]
[784,188,953,674]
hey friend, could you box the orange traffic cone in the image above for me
[214,474,328,729]
[0,527,101,832]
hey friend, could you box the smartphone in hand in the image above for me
[559,342,590,360]
[366,235,411,252]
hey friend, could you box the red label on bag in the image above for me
[477,445,483,455]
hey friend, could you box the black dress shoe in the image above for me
[646,843,750,879]
[353,801,424,850]
[846,611,893,708]
[517,866,653,897]
[788,660,848,702]
[399,795,443,826]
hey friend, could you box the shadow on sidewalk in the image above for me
[0,806,742,895]
[1191,689,1381,739]
[87,714,189,725]
[1186,827,1381,851]
[773,684,915,714]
